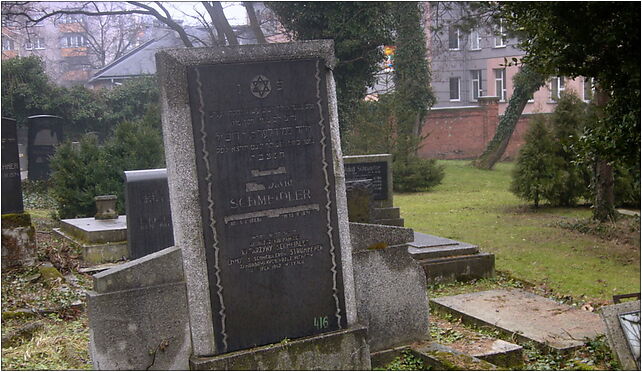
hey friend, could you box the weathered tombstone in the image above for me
[27,115,63,180]
[124,168,175,260]
[344,154,404,226]
[156,42,365,368]
[600,300,641,370]
[2,117,24,214]
[1,117,36,269]
[345,179,375,223]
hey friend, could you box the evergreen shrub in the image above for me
[393,156,445,192]
[50,112,164,219]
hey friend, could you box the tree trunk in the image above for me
[593,158,616,221]
[472,65,545,169]
[203,2,238,46]
[592,87,616,221]
[243,2,266,44]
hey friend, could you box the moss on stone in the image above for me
[38,266,64,283]
[1,213,32,229]
[367,242,388,250]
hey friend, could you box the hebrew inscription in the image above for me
[187,59,346,353]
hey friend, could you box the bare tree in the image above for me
[2,1,267,49]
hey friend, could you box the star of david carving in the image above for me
[250,75,271,98]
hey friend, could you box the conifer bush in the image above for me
[393,156,445,192]
[510,116,561,207]
[50,112,164,219]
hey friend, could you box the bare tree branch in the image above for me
[243,2,266,44]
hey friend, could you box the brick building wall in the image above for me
[418,98,542,161]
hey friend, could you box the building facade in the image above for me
[425,2,594,115]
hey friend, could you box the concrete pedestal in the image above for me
[189,325,370,370]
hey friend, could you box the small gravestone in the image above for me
[2,117,36,269]
[152,41,366,369]
[124,169,174,260]
[27,115,63,180]
[345,179,375,223]
[344,154,404,226]
[2,117,24,214]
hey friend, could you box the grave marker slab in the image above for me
[344,154,393,207]
[156,41,358,357]
[2,117,24,214]
[124,169,174,259]
[27,115,63,180]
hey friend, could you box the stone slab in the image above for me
[190,325,370,370]
[2,117,24,214]
[372,207,400,220]
[124,168,174,260]
[343,154,393,208]
[600,300,641,370]
[431,289,606,352]
[409,232,460,249]
[27,115,63,180]
[416,253,495,283]
[88,245,190,370]
[373,217,405,227]
[59,216,127,243]
[410,342,499,370]
[352,241,429,352]
[349,222,414,253]
[53,228,128,264]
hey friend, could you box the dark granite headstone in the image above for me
[124,169,175,259]
[2,117,24,214]
[344,161,388,201]
[27,115,63,180]
[186,58,347,353]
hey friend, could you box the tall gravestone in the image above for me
[2,117,24,214]
[124,168,175,259]
[27,115,63,180]
[156,41,363,366]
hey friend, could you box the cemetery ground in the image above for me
[1,160,639,370]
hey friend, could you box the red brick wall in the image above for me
[418,103,540,161]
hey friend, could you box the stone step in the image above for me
[431,314,523,368]
[408,232,479,259]
[373,218,404,227]
[372,207,400,220]
[370,343,499,370]
[431,289,606,353]
[415,252,495,283]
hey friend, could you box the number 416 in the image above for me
[314,316,329,330]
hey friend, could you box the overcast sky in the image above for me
[164,2,248,26]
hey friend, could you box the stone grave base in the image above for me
[190,325,370,370]
[408,232,494,283]
[431,289,606,353]
[88,246,190,370]
[349,222,429,352]
[53,215,128,264]
[1,212,37,269]
[370,343,498,370]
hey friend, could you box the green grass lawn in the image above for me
[395,160,640,302]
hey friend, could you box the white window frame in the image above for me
[449,77,461,101]
[468,29,481,50]
[25,37,45,50]
[470,70,483,102]
[2,38,15,51]
[494,19,506,48]
[448,26,460,50]
[549,76,565,101]
[583,77,594,102]
[61,34,85,48]
[494,68,507,102]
